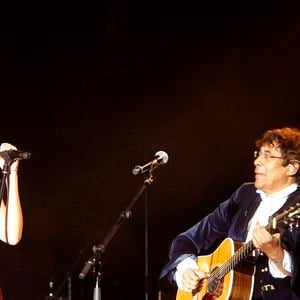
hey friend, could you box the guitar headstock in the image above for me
[270,203,300,231]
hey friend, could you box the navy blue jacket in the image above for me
[160,183,300,299]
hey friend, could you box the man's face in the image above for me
[254,143,292,194]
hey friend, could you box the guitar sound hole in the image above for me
[208,275,220,294]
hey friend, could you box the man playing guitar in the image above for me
[160,127,300,299]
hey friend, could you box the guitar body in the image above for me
[176,238,255,300]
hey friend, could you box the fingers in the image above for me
[0,143,17,151]
[182,268,210,292]
[252,222,273,247]
[252,223,282,260]
[0,143,18,171]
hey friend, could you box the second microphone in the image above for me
[132,151,169,176]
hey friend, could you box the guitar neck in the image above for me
[213,202,300,280]
[206,202,300,296]
[217,240,254,279]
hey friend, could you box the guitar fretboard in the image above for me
[212,240,254,281]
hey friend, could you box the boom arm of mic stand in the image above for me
[79,174,154,280]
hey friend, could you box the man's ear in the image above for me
[287,162,300,176]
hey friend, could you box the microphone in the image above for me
[0,149,31,160]
[132,151,169,175]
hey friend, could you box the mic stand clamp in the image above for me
[79,173,154,281]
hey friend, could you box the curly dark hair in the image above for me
[255,127,300,182]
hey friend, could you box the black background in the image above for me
[0,1,300,299]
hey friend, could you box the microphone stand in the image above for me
[92,263,102,300]
[79,173,154,298]
[144,188,149,300]
[50,252,82,300]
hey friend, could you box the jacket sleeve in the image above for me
[159,184,245,283]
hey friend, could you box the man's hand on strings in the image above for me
[182,268,210,292]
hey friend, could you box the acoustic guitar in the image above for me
[176,203,300,300]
